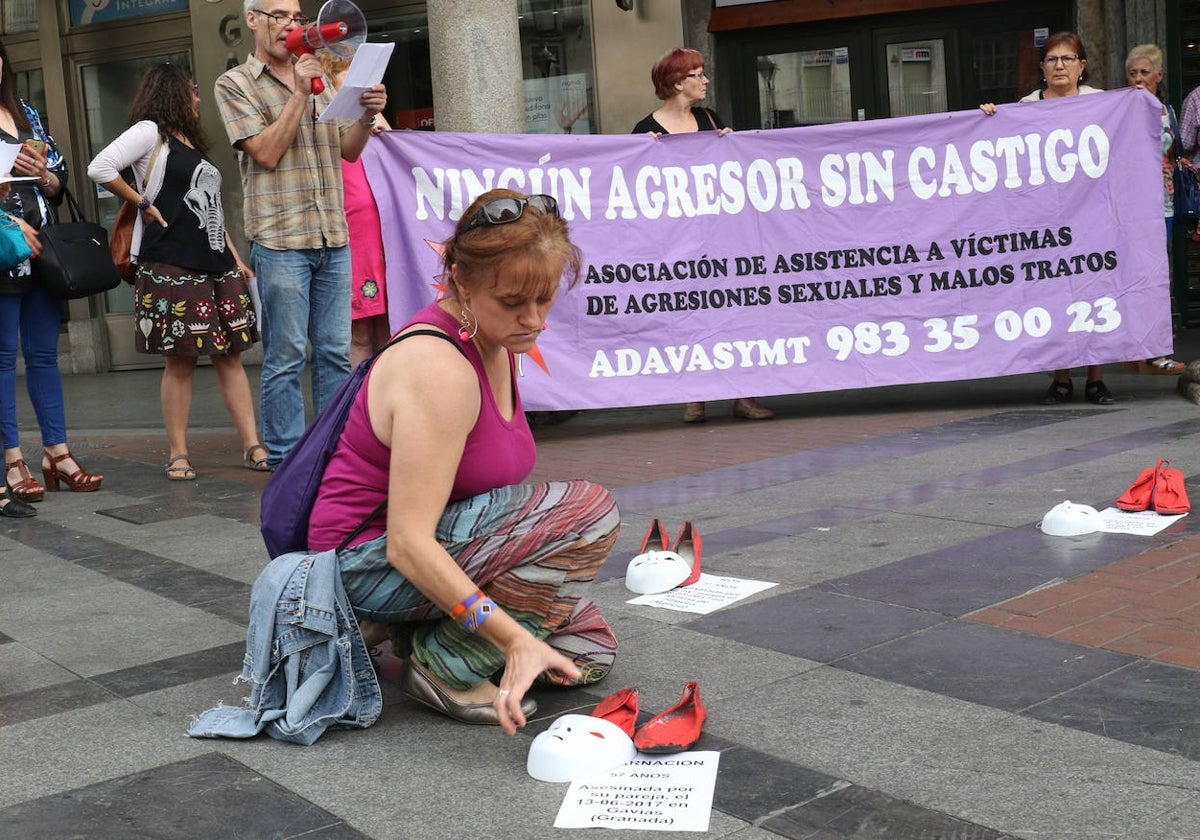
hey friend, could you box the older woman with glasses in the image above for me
[633,47,774,423]
[306,188,620,734]
[1121,43,1188,376]
[982,32,1114,405]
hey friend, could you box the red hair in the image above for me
[651,48,704,100]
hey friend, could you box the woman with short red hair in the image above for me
[633,48,774,423]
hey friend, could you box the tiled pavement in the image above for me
[4,352,1200,839]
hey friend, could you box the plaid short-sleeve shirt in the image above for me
[215,55,350,251]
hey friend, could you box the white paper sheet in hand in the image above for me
[0,142,37,184]
[318,42,396,121]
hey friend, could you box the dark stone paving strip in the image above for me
[714,744,1014,838]
[0,753,369,840]
[0,679,118,728]
[760,781,1018,840]
[1024,659,1200,760]
[835,621,1137,712]
[90,642,247,698]
[0,643,247,729]
[0,519,250,611]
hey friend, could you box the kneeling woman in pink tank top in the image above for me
[307,188,620,735]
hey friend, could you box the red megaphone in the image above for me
[285,20,350,95]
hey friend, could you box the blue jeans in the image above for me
[0,282,67,449]
[251,243,351,466]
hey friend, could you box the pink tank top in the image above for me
[306,302,536,551]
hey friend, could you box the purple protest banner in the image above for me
[362,88,1168,411]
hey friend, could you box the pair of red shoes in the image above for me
[591,682,707,754]
[638,519,703,587]
[1116,459,1190,515]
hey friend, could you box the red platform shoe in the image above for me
[633,681,706,754]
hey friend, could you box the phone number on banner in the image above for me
[588,297,1121,376]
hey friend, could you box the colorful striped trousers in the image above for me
[336,479,620,691]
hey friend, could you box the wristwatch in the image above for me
[359,114,376,128]
[137,196,151,211]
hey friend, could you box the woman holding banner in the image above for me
[633,47,774,424]
[982,32,1115,405]
[1122,43,1187,376]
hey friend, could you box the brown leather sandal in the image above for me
[42,449,103,492]
[6,458,44,502]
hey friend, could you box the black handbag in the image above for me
[33,186,121,300]
[1169,106,1200,221]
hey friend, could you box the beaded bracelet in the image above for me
[449,589,497,632]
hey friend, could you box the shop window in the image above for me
[973,33,1018,105]
[369,10,434,130]
[757,47,852,128]
[15,69,45,121]
[2,0,35,34]
[519,0,595,134]
[885,40,947,117]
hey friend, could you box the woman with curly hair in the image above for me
[88,63,267,479]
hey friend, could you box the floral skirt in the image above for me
[134,260,259,356]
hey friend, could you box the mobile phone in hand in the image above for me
[24,138,45,155]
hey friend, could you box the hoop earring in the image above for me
[458,304,478,341]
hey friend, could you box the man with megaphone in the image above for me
[215,1,386,470]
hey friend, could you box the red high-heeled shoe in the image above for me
[640,519,668,554]
[591,686,639,737]
[42,449,103,493]
[672,522,703,587]
[633,681,707,754]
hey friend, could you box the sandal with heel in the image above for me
[6,458,44,502]
[42,449,103,492]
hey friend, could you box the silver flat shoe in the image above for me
[400,657,536,725]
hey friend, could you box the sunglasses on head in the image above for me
[460,194,558,234]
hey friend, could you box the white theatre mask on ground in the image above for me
[526,714,637,782]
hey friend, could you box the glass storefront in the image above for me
[756,47,853,128]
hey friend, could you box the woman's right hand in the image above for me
[493,635,582,735]
[14,215,42,258]
[141,205,168,228]
[979,103,998,116]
